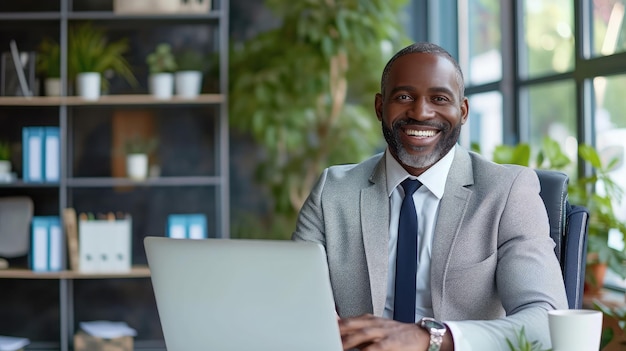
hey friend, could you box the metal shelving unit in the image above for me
[0,1,229,350]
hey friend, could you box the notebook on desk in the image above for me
[144,236,343,351]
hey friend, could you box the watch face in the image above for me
[421,318,446,332]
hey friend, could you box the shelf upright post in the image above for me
[58,2,71,351]
[218,0,230,238]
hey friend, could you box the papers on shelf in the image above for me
[79,321,137,339]
[0,335,30,351]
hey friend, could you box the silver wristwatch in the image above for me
[419,317,446,351]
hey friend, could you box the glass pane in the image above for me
[461,92,503,159]
[594,74,626,233]
[460,0,502,86]
[525,80,577,171]
[592,0,626,57]
[521,0,575,78]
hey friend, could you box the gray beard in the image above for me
[382,119,461,169]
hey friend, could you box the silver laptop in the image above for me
[144,236,343,351]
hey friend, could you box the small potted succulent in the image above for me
[146,43,177,99]
[124,134,158,180]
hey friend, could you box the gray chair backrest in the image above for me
[534,169,589,309]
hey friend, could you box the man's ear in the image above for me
[375,93,383,121]
[460,97,469,124]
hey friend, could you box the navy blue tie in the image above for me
[393,178,421,323]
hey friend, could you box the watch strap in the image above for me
[419,317,446,351]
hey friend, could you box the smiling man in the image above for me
[292,42,567,351]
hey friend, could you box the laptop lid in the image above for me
[144,236,342,351]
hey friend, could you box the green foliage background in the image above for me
[229,0,410,237]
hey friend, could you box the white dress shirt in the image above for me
[383,145,455,321]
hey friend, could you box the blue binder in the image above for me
[47,216,62,271]
[167,215,188,239]
[167,214,208,239]
[30,216,63,272]
[187,214,207,239]
[44,126,60,182]
[22,127,45,182]
[30,216,49,272]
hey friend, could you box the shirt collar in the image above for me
[385,144,456,199]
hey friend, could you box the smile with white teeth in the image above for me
[405,129,437,137]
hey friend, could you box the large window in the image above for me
[414,0,626,290]
[592,0,626,57]
[521,0,575,79]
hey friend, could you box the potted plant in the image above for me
[174,49,205,99]
[124,134,158,180]
[36,37,61,96]
[68,22,137,100]
[568,144,626,294]
[506,326,549,351]
[146,43,177,99]
[593,300,626,350]
[0,140,11,175]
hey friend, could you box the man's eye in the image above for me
[433,96,448,102]
[398,94,412,100]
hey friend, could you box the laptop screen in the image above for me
[144,237,343,351]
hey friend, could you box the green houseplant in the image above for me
[593,300,626,349]
[146,43,177,99]
[176,49,205,72]
[229,0,410,237]
[491,137,626,288]
[69,22,137,99]
[124,134,158,180]
[36,37,61,96]
[0,140,12,175]
[506,327,550,351]
[174,49,205,98]
[146,43,177,74]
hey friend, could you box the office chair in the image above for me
[535,169,590,309]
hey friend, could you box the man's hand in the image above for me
[338,314,430,351]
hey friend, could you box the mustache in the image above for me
[393,118,447,130]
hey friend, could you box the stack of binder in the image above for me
[167,214,207,239]
[22,126,60,183]
[30,216,62,272]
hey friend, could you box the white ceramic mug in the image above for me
[548,309,603,351]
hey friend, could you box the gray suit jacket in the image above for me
[293,147,568,350]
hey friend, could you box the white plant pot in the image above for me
[149,73,174,100]
[76,72,101,100]
[175,71,203,99]
[126,154,149,180]
[45,78,62,97]
[0,160,11,174]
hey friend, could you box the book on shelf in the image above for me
[63,208,80,271]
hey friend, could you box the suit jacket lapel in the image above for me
[430,147,474,318]
[361,156,389,316]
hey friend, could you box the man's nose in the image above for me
[410,98,436,119]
